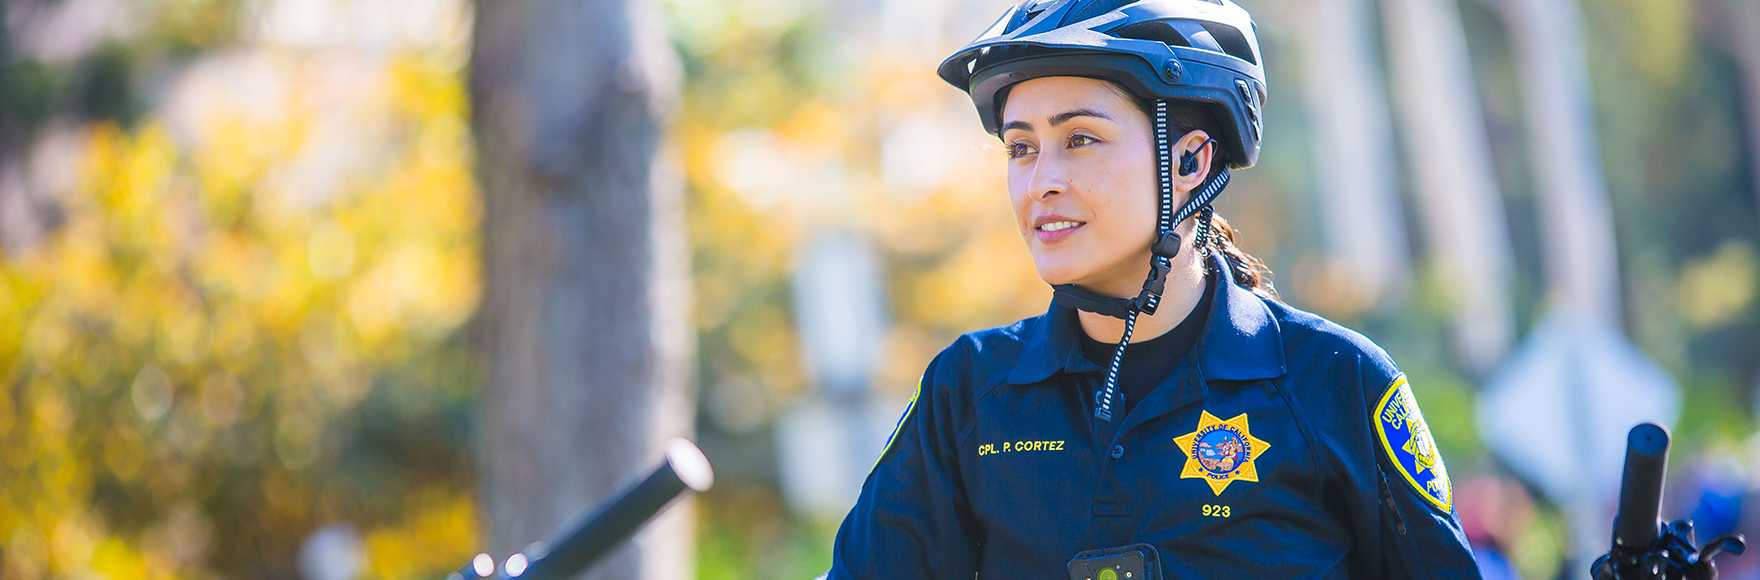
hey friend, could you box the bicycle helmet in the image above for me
[938,0,1266,167]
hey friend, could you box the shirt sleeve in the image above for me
[1365,371,1481,579]
[826,346,981,580]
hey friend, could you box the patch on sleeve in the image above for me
[1375,375,1452,512]
[873,379,922,469]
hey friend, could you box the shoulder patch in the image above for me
[1375,375,1452,512]
[873,379,922,469]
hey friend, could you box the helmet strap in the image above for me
[1194,205,1216,259]
[1050,99,1231,422]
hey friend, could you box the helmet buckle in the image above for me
[1136,258,1171,316]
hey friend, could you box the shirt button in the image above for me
[1111,445,1125,459]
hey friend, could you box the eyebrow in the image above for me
[1000,108,1116,133]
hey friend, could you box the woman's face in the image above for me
[1001,76,1162,294]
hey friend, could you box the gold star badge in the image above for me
[1173,410,1270,495]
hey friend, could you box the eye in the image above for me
[1068,134,1100,148]
[1006,141,1038,159]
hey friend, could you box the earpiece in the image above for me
[1178,138,1216,176]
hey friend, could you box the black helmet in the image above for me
[937,0,1267,168]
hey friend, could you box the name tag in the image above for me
[978,440,1066,456]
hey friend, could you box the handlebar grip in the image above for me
[492,438,714,580]
[1613,423,1668,551]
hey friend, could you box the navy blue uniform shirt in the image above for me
[828,253,1480,579]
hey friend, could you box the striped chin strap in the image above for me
[1052,99,1230,422]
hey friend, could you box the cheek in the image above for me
[1086,165,1159,236]
[1006,173,1031,227]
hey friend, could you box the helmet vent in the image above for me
[1006,3,1047,34]
[1198,21,1257,65]
[1109,19,1256,67]
[1061,0,1137,26]
[1109,20,1191,48]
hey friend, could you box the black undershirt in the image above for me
[1078,272,1214,417]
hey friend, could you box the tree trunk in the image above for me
[471,1,692,579]
[1498,0,1630,564]
[1499,0,1622,327]
[1731,0,1760,230]
[1379,0,1517,373]
[1288,0,1413,308]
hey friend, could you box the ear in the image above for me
[1171,130,1214,194]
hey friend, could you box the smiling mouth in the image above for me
[1037,221,1084,232]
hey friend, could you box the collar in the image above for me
[1005,252,1287,385]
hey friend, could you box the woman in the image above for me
[826,0,1480,578]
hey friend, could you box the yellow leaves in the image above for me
[104,426,149,483]
[88,537,151,580]
[49,209,123,319]
[361,490,479,580]
[107,124,181,249]
[378,243,448,329]
[130,365,175,423]
[0,420,35,471]
[727,305,803,398]
[1678,240,1759,329]
[5,524,51,580]
[420,248,480,337]
[157,289,212,366]
[51,514,100,575]
[30,389,73,442]
[82,121,169,216]
[0,384,13,441]
[389,55,469,125]
[275,406,324,470]
[196,373,246,428]
[136,502,214,575]
[260,250,318,338]
[309,220,359,280]
[902,227,1047,331]
[870,58,947,114]
[390,123,480,234]
[772,101,848,159]
[712,129,803,211]
[346,240,480,346]
[192,114,281,217]
[0,41,480,580]
[1595,0,1690,89]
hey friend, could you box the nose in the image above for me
[1026,148,1070,202]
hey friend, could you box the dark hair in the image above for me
[1102,81,1278,299]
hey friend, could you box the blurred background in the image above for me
[0,0,1757,578]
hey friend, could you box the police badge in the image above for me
[1173,410,1270,495]
[1375,375,1452,512]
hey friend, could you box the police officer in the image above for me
[825,0,1480,578]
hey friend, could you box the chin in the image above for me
[1032,258,1090,287]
